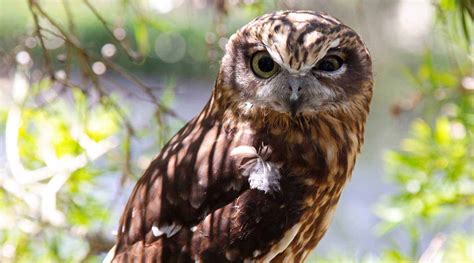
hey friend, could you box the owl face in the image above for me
[219,11,372,117]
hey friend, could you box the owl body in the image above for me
[111,10,372,262]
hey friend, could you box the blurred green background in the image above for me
[0,0,472,262]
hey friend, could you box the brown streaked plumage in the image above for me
[110,10,372,262]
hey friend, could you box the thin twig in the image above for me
[62,0,77,35]
[83,0,141,62]
[28,0,54,78]
[102,59,184,121]
[32,2,83,48]
[34,5,180,121]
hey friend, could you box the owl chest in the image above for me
[236,123,357,262]
[253,142,352,262]
[256,182,345,263]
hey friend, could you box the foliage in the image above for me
[0,68,123,261]
[374,0,473,261]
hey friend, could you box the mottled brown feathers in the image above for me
[112,10,372,263]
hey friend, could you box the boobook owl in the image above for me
[110,10,373,262]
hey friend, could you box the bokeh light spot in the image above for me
[155,32,186,63]
[101,43,117,58]
[55,70,66,80]
[25,37,37,49]
[92,61,107,75]
[16,51,31,66]
[113,28,127,41]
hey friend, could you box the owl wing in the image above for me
[112,108,260,261]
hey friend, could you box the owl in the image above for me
[108,10,372,262]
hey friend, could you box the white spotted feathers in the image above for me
[151,222,182,238]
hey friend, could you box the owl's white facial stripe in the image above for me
[305,31,323,47]
[265,45,285,68]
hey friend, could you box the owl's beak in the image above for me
[287,77,303,117]
[289,93,302,117]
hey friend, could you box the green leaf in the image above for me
[412,119,432,140]
[85,107,119,141]
[434,117,451,145]
[134,21,150,55]
[160,79,176,109]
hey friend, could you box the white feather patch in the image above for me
[231,145,282,193]
[246,158,281,193]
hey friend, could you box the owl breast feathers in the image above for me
[109,10,372,263]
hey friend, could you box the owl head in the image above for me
[217,10,373,122]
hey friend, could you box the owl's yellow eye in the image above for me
[315,55,344,72]
[251,52,279,78]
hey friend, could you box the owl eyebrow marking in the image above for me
[294,48,300,61]
[302,50,308,64]
[296,61,302,71]
[268,44,285,66]
[308,38,342,68]
[342,30,357,38]
[330,38,340,48]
